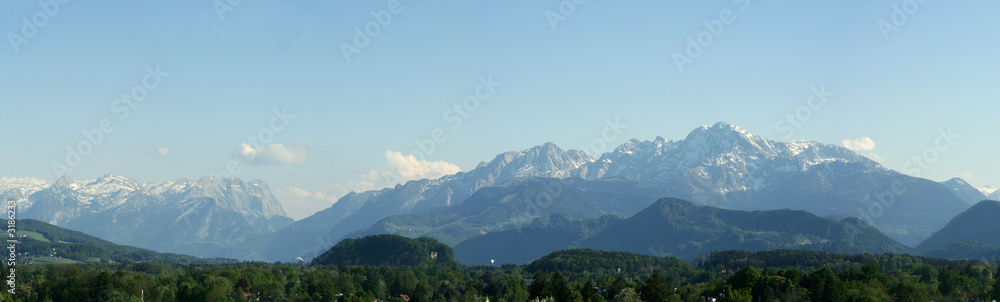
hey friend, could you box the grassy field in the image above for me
[19,231,50,242]
[28,257,82,265]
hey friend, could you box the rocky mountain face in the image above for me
[1,174,292,257]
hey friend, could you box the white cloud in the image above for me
[326,151,462,197]
[275,151,462,219]
[363,151,462,185]
[842,137,876,151]
[275,186,338,220]
[235,143,308,166]
[279,186,316,199]
[155,147,170,157]
[958,172,974,180]
[0,177,47,186]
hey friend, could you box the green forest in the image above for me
[2,247,999,302]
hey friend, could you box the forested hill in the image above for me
[454,197,913,265]
[917,200,1000,253]
[16,219,232,264]
[311,234,458,267]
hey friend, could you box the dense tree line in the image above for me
[0,249,998,301]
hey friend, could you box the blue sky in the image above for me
[2,1,998,219]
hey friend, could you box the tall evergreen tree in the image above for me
[640,271,671,302]
[551,272,574,302]
[529,271,553,300]
[580,278,598,302]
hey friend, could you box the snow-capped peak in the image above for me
[8,174,289,220]
[577,122,885,195]
[945,177,969,186]
[0,177,49,204]
[478,142,595,180]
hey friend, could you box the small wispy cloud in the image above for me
[842,137,876,151]
[235,143,308,166]
[155,147,170,157]
[275,186,337,220]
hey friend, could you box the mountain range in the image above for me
[249,142,595,261]
[271,122,969,261]
[2,122,991,263]
[346,177,672,246]
[2,174,292,257]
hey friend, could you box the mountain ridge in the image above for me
[940,178,988,206]
[452,197,913,265]
[1,173,293,258]
[255,142,596,261]
[916,200,1000,253]
[287,122,967,260]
